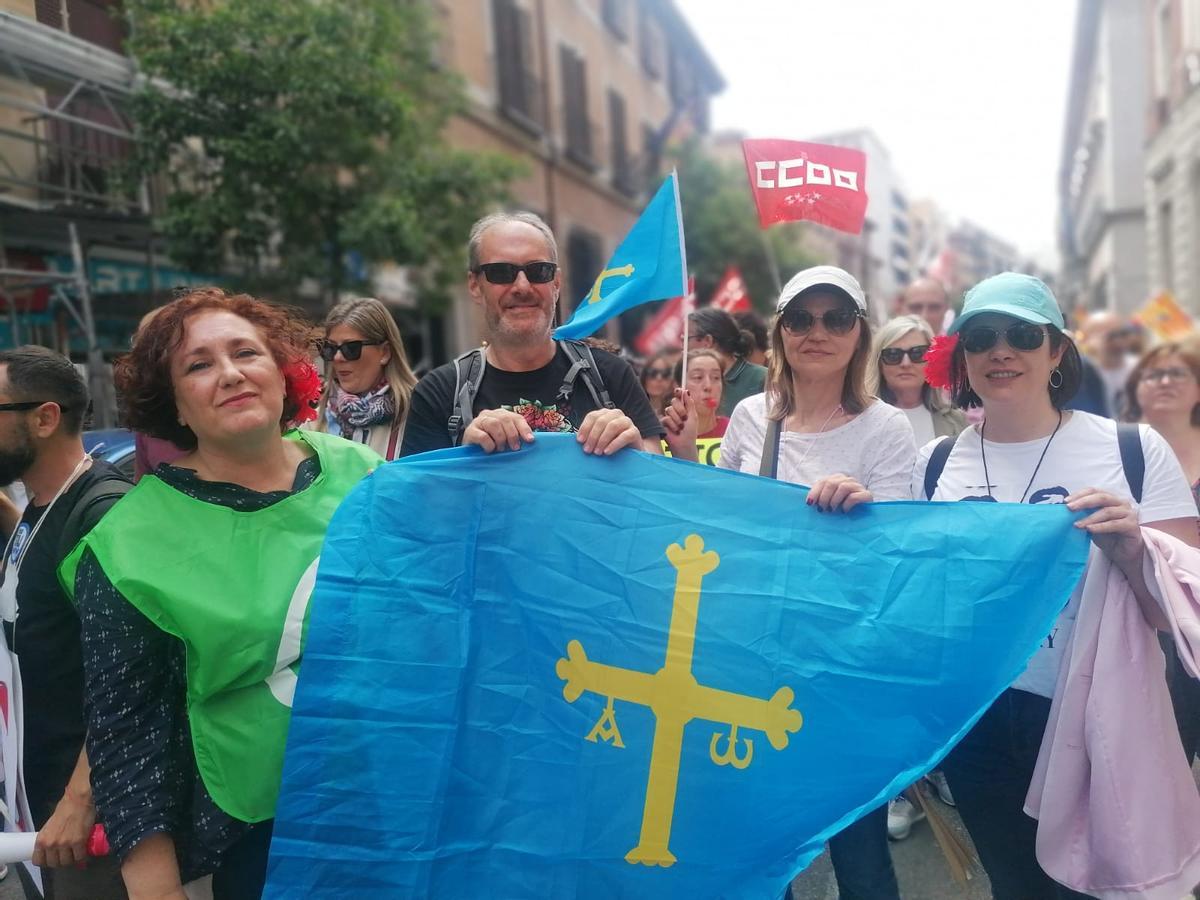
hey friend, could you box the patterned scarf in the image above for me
[329,380,395,433]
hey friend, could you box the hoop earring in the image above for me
[1049,368,1064,389]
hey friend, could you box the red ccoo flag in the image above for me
[633,277,694,357]
[742,139,868,235]
[709,266,751,314]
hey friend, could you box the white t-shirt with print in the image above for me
[720,394,917,501]
[911,411,1197,697]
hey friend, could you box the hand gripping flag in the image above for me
[554,171,688,340]
[743,138,869,234]
[265,435,1089,900]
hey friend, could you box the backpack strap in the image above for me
[758,417,782,479]
[447,347,487,447]
[924,434,958,500]
[1116,422,1145,504]
[558,340,615,411]
[57,473,133,567]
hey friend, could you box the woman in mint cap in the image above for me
[913,273,1200,898]
[62,289,380,900]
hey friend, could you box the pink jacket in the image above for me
[1026,529,1200,900]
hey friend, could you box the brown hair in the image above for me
[115,287,317,450]
[766,299,872,420]
[1125,342,1200,425]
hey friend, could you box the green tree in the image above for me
[670,139,816,313]
[124,0,519,308]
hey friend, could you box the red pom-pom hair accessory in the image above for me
[923,334,958,391]
[283,359,321,426]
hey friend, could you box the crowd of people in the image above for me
[0,209,1197,900]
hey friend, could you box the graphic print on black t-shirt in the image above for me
[400,343,665,456]
[504,398,575,434]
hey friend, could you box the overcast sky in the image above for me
[684,1,1076,266]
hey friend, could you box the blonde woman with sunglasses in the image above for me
[315,297,418,461]
[870,314,966,447]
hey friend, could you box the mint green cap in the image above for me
[948,272,1065,335]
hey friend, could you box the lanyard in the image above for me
[0,454,91,587]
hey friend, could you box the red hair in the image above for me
[116,288,319,449]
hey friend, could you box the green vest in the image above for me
[60,430,380,822]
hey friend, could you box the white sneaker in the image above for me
[887,794,925,840]
[925,771,956,807]
[0,863,8,880]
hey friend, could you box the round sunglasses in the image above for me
[960,323,1047,354]
[472,261,557,285]
[880,345,929,365]
[780,307,863,336]
[320,339,384,362]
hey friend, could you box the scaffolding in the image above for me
[0,11,155,427]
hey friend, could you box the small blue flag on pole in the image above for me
[554,170,688,340]
[265,437,1090,900]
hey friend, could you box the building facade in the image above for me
[1059,0,1150,316]
[431,0,723,357]
[1144,0,1200,316]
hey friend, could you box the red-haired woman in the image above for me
[64,289,380,900]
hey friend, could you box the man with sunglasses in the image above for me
[401,212,663,457]
[0,347,130,899]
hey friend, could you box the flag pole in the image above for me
[759,230,783,296]
[681,276,691,387]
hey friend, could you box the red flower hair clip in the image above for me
[283,359,321,425]
[923,334,958,390]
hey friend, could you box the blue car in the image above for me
[83,429,137,480]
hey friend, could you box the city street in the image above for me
[0,758,1193,899]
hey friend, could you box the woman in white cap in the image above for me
[914,272,1200,899]
[718,265,914,900]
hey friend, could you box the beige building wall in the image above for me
[436,0,721,355]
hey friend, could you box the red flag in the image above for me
[709,266,751,314]
[634,277,694,356]
[742,139,868,234]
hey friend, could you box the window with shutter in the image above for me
[608,90,634,197]
[561,45,594,168]
[492,0,542,133]
[34,0,64,28]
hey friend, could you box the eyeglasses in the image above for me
[960,323,1047,354]
[0,401,66,413]
[780,307,863,336]
[643,367,673,379]
[1139,366,1195,384]
[880,345,929,365]
[320,339,384,362]
[472,261,558,285]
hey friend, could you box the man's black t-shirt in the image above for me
[5,460,130,826]
[401,343,663,456]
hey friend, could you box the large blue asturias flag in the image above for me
[554,171,688,340]
[264,435,1090,899]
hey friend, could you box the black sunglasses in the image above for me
[0,400,66,413]
[960,323,1047,354]
[643,367,673,379]
[780,307,863,336]
[320,339,384,362]
[472,261,557,285]
[880,345,929,365]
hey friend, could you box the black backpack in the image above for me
[56,471,134,567]
[923,422,1146,503]
[445,340,615,446]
